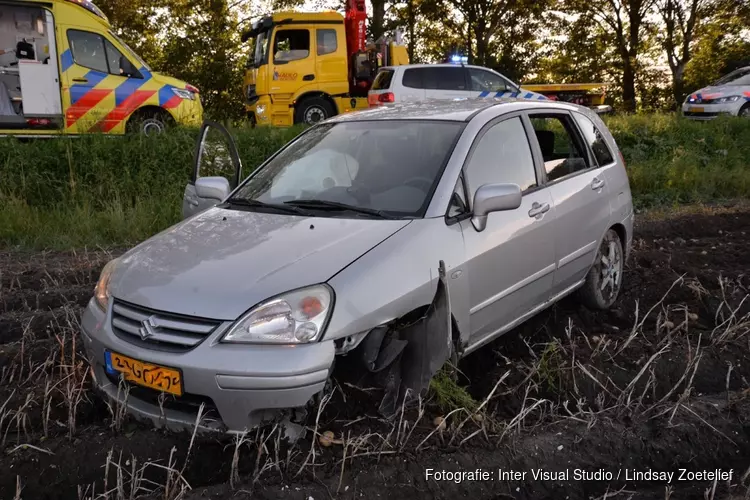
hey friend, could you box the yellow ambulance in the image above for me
[0,0,202,136]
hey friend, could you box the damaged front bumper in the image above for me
[79,298,334,434]
[358,261,454,417]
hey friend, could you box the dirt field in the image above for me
[1,205,750,500]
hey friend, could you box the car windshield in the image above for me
[230,120,463,218]
[712,68,750,86]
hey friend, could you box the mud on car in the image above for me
[80,98,634,434]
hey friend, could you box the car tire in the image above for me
[127,109,173,135]
[739,103,750,118]
[579,229,624,310]
[295,97,334,125]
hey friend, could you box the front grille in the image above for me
[111,300,221,352]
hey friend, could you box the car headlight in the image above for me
[222,285,333,344]
[256,104,266,115]
[712,96,740,103]
[94,258,119,310]
[171,88,196,100]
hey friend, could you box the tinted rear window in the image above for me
[372,69,394,90]
[402,67,466,90]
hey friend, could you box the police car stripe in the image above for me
[478,91,490,98]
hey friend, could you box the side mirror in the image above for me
[195,176,230,202]
[471,183,522,231]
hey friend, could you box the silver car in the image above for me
[80,99,633,434]
[682,66,750,120]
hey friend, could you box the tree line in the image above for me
[98,0,750,119]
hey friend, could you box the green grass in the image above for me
[429,369,479,413]
[1,114,749,250]
[604,114,750,207]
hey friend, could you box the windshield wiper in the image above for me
[285,199,397,219]
[223,197,312,216]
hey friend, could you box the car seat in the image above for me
[535,129,555,161]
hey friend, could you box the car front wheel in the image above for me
[579,229,624,310]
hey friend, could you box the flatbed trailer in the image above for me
[523,83,612,113]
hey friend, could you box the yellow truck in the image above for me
[242,1,409,126]
[0,0,202,136]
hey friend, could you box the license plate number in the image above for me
[104,350,183,396]
[690,106,705,113]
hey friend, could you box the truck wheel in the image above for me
[127,109,173,135]
[295,98,334,125]
[579,229,624,310]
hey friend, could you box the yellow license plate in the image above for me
[690,106,705,113]
[105,350,183,396]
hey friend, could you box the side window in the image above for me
[447,173,469,218]
[402,68,423,88]
[273,30,310,63]
[433,67,466,90]
[529,114,589,182]
[104,39,127,77]
[468,68,511,92]
[316,29,337,56]
[465,117,537,195]
[67,30,108,73]
[573,113,615,166]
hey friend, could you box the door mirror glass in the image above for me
[195,176,230,201]
[471,183,522,231]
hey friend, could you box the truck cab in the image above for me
[243,7,408,126]
[0,0,202,136]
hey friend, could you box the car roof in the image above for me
[381,63,499,72]
[327,98,584,123]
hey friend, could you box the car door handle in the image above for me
[591,177,605,190]
[72,78,88,83]
[528,202,550,218]
[302,74,315,81]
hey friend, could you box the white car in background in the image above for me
[368,63,546,107]
[682,66,750,120]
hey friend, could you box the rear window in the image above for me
[573,113,615,166]
[372,69,394,90]
[402,67,466,90]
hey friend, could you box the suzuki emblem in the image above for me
[138,315,159,340]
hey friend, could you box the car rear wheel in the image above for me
[579,229,624,310]
[295,97,334,125]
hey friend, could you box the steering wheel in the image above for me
[403,177,434,193]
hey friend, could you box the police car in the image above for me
[682,66,750,120]
[368,63,547,107]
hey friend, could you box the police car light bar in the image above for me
[450,55,468,64]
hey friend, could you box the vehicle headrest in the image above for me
[535,129,555,159]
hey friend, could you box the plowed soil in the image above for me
[1,205,749,500]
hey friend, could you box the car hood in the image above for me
[109,207,411,320]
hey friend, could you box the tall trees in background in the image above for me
[97,0,750,117]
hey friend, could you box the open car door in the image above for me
[182,121,243,219]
